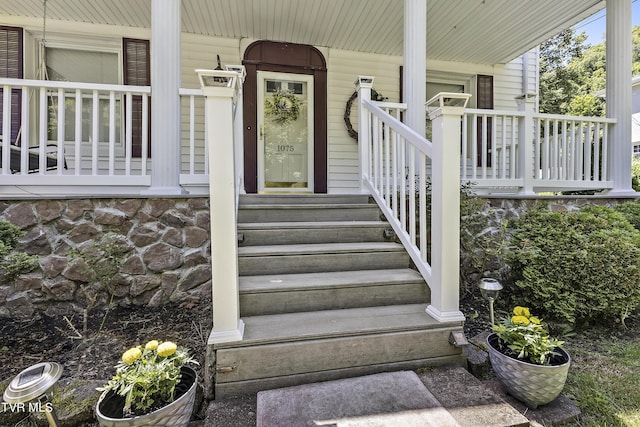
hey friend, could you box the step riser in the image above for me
[213,328,464,398]
[238,226,391,246]
[240,282,429,316]
[240,195,371,205]
[239,252,409,276]
[238,207,381,223]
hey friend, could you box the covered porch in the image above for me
[0,0,636,394]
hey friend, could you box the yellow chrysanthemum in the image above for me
[513,306,531,318]
[529,317,541,325]
[122,347,142,364]
[145,340,159,351]
[511,315,530,326]
[157,341,178,357]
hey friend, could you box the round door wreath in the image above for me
[265,89,302,125]
[344,89,386,140]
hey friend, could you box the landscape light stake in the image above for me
[477,278,503,326]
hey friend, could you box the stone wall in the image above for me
[0,195,636,320]
[0,197,212,319]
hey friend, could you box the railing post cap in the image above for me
[516,92,537,103]
[426,92,471,119]
[355,76,375,89]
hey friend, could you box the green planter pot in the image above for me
[95,366,197,427]
[487,333,570,409]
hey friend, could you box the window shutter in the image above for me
[477,75,494,109]
[123,38,150,157]
[0,26,23,146]
[476,75,494,166]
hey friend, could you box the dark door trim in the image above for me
[242,40,327,193]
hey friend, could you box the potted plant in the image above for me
[486,306,570,408]
[95,340,199,427]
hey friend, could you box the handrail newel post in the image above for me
[197,69,245,344]
[356,76,374,193]
[425,93,469,323]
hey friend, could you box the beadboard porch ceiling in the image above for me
[0,0,604,64]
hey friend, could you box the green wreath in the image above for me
[265,89,301,125]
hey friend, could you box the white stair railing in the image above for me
[356,76,466,323]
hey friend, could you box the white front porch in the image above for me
[0,78,624,198]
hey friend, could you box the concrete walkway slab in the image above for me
[257,371,461,427]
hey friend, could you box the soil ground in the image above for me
[7,287,630,426]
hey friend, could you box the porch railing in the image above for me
[463,107,616,193]
[1,78,151,187]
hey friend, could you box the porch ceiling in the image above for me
[0,0,605,64]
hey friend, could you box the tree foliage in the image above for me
[539,26,640,116]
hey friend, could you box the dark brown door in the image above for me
[243,41,327,193]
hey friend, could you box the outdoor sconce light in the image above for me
[3,362,63,427]
[477,277,503,326]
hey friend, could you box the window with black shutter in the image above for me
[123,38,150,158]
[476,74,494,167]
[0,26,23,146]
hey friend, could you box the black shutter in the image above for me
[0,26,23,146]
[476,75,493,167]
[123,38,150,158]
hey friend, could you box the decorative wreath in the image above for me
[265,89,302,125]
[344,89,386,140]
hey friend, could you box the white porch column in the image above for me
[143,0,186,195]
[356,76,374,192]
[426,94,468,323]
[517,93,536,196]
[605,0,635,195]
[198,70,245,344]
[403,0,427,136]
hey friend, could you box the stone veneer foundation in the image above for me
[0,195,636,319]
[0,197,212,319]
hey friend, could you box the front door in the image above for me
[257,71,314,193]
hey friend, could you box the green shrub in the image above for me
[614,201,640,230]
[0,220,38,284]
[506,204,640,327]
[632,157,640,192]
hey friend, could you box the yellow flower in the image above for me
[145,340,159,351]
[529,317,541,325]
[513,306,531,318]
[511,315,530,326]
[157,341,177,357]
[122,347,142,364]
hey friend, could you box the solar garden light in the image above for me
[3,362,63,427]
[477,278,503,326]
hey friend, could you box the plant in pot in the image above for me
[95,340,199,427]
[487,306,570,409]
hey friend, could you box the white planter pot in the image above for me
[95,366,197,427]
[487,333,570,409]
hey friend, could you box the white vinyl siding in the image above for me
[326,48,401,193]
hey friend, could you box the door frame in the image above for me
[243,40,327,193]
[257,71,315,193]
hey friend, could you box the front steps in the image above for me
[209,194,465,398]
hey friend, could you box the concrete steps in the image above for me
[209,194,464,399]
